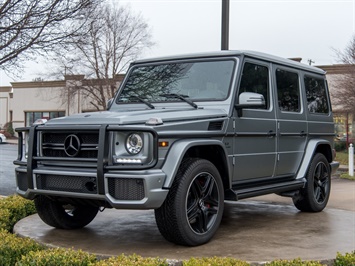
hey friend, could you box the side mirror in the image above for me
[235,92,266,117]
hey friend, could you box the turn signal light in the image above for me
[159,141,169,147]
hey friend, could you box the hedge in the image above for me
[94,254,168,266]
[0,195,354,266]
[17,248,97,266]
[0,195,36,232]
[0,229,44,266]
[334,251,355,266]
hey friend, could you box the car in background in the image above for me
[0,133,6,143]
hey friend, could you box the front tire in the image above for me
[34,196,99,229]
[155,158,224,246]
[293,153,331,212]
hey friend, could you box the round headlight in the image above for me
[126,133,143,154]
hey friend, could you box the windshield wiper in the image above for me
[127,95,155,109]
[160,93,198,109]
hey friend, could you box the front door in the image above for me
[233,60,277,182]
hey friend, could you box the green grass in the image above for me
[335,151,354,166]
[340,173,355,180]
[335,151,355,180]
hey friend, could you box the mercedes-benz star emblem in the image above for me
[64,134,81,157]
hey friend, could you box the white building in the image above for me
[0,75,123,132]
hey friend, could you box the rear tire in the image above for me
[293,153,331,212]
[34,196,99,229]
[155,158,224,246]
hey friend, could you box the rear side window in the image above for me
[304,76,329,114]
[276,69,300,112]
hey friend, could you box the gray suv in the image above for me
[14,51,339,246]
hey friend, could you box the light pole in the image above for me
[221,0,230,50]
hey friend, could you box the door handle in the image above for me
[300,131,307,137]
[268,130,276,137]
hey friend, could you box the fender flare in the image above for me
[161,139,230,188]
[296,139,332,180]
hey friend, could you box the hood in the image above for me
[46,107,228,126]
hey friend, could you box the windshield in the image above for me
[117,59,235,105]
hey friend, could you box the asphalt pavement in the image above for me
[0,142,17,196]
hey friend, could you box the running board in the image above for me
[225,179,306,201]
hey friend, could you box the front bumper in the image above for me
[15,166,169,209]
[14,124,169,209]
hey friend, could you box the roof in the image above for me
[133,50,325,75]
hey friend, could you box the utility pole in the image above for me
[221,0,230,50]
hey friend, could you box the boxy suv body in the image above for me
[14,51,339,246]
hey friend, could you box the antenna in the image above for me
[308,59,315,66]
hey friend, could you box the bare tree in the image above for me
[56,3,154,111]
[0,0,98,74]
[331,35,355,114]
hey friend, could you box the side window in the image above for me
[276,69,300,112]
[239,62,269,109]
[304,76,329,114]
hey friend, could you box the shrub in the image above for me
[0,229,44,266]
[265,258,325,266]
[0,195,36,232]
[95,254,168,266]
[334,251,355,266]
[17,248,97,266]
[334,141,347,152]
[3,122,15,137]
[183,257,249,266]
[0,208,11,231]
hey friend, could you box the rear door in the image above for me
[273,66,307,177]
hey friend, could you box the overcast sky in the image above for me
[0,0,354,86]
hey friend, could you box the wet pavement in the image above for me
[14,178,355,263]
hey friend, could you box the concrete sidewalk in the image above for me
[14,178,355,264]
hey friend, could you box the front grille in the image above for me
[36,174,98,194]
[108,178,145,200]
[41,132,99,158]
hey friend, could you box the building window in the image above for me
[276,69,300,112]
[304,76,329,114]
[25,111,65,126]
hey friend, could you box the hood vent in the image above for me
[208,121,224,131]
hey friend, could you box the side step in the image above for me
[225,179,305,201]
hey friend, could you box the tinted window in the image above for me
[304,76,329,114]
[276,69,300,112]
[239,62,269,109]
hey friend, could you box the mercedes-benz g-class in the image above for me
[14,51,339,246]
